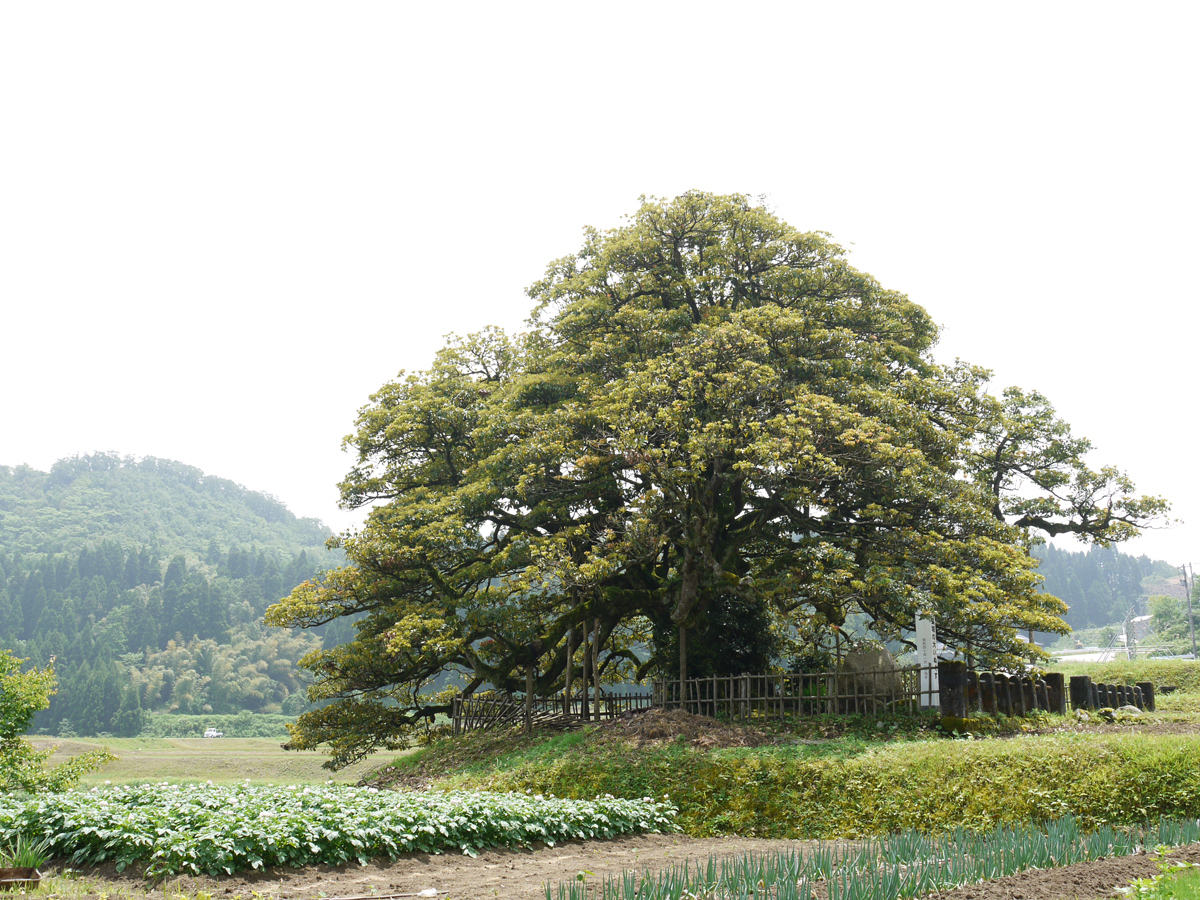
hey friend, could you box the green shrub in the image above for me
[438,728,1200,838]
[0,650,113,792]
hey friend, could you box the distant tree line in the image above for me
[0,540,326,736]
[1032,543,1176,630]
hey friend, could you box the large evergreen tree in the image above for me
[267,192,1168,767]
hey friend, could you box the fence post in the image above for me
[993,674,1010,715]
[1043,673,1066,714]
[1020,676,1036,715]
[979,672,996,714]
[525,667,534,734]
[938,661,967,719]
[1009,675,1025,716]
[1068,675,1091,710]
[1138,681,1156,712]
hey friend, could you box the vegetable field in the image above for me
[548,816,1200,900]
[0,783,676,876]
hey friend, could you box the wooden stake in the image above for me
[524,666,533,734]
[564,625,575,718]
[580,621,590,721]
[592,617,601,720]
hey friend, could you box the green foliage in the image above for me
[0,650,114,792]
[0,833,52,868]
[423,726,1200,839]
[0,783,675,876]
[0,452,344,736]
[1146,593,1200,657]
[0,534,330,736]
[269,192,1166,765]
[1120,855,1200,900]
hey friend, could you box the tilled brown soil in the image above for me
[55,838,1200,900]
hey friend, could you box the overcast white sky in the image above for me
[2,3,1197,573]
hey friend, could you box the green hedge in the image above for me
[443,730,1200,838]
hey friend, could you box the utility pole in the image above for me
[1184,564,1198,661]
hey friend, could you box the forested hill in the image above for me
[1032,543,1179,631]
[0,454,345,737]
[0,453,331,561]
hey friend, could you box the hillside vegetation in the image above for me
[0,453,330,561]
[1032,543,1179,631]
[0,453,345,737]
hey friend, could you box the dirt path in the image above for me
[59,836,1200,900]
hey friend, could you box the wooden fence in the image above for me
[935,663,1154,717]
[651,666,939,720]
[452,691,654,735]
[451,664,1155,735]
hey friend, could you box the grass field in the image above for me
[32,736,394,785]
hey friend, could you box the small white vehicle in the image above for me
[203,727,224,738]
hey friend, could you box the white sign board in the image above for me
[916,616,939,708]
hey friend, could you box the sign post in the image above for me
[916,616,939,709]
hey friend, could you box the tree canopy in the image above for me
[0,651,113,791]
[266,192,1168,768]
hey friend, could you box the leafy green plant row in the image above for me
[549,816,1200,900]
[0,783,676,877]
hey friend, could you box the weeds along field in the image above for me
[32,737,388,785]
[383,659,1200,840]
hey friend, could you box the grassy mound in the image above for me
[375,663,1200,839]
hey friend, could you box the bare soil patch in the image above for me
[53,837,1200,900]
[594,707,787,749]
